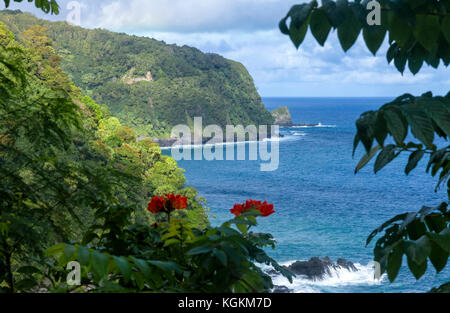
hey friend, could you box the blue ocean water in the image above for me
[165,97,449,293]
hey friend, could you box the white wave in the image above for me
[291,131,306,136]
[288,122,336,129]
[269,261,386,293]
[160,135,302,150]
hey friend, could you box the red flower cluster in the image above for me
[148,194,188,214]
[230,200,275,217]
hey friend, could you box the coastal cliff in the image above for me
[0,10,274,138]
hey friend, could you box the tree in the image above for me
[281,0,449,291]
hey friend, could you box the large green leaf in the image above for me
[443,16,450,43]
[421,98,450,137]
[337,7,361,51]
[388,13,413,48]
[405,150,425,175]
[76,246,91,266]
[113,256,131,283]
[290,2,317,28]
[363,25,387,55]
[289,20,309,49]
[413,15,440,52]
[130,256,151,279]
[147,260,183,274]
[355,145,381,173]
[386,244,403,282]
[324,0,348,27]
[91,250,109,280]
[403,236,431,265]
[383,108,407,144]
[310,9,332,46]
[428,241,449,273]
[428,228,450,253]
[374,145,398,173]
[402,104,434,148]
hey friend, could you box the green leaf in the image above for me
[92,250,109,280]
[289,20,308,49]
[383,108,407,144]
[323,0,347,27]
[413,15,440,53]
[402,104,435,148]
[443,16,450,43]
[63,245,76,260]
[213,249,228,266]
[407,50,424,75]
[16,266,42,276]
[147,260,182,274]
[421,98,450,137]
[403,236,431,265]
[310,9,332,46]
[428,228,450,253]
[386,44,397,63]
[394,53,407,74]
[133,271,145,290]
[187,244,213,256]
[388,13,412,48]
[428,240,449,273]
[130,256,151,279]
[45,243,65,256]
[405,150,425,175]
[355,145,381,173]
[237,223,248,234]
[386,244,403,283]
[337,7,361,51]
[15,278,38,291]
[406,255,427,280]
[290,2,316,28]
[113,256,131,284]
[279,17,290,35]
[374,145,398,173]
[77,246,91,266]
[363,25,386,55]
[356,111,377,152]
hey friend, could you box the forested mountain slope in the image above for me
[0,10,274,138]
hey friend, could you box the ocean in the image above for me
[164,97,450,293]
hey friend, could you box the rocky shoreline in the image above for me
[270,257,360,293]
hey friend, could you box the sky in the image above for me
[1,0,449,97]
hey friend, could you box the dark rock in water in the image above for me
[271,106,293,126]
[284,257,358,281]
[272,285,293,293]
[337,258,358,272]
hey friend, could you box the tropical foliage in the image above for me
[279,0,450,74]
[41,201,292,293]
[0,2,290,293]
[0,21,218,293]
[0,9,274,138]
[282,0,450,291]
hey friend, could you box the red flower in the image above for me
[230,199,275,217]
[167,194,188,211]
[147,194,188,214]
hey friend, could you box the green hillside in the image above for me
[0,10,274,138]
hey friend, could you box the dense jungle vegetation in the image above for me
[0,9,274,138]
[0,1,290,293]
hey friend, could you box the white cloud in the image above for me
[86,0,303,32]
